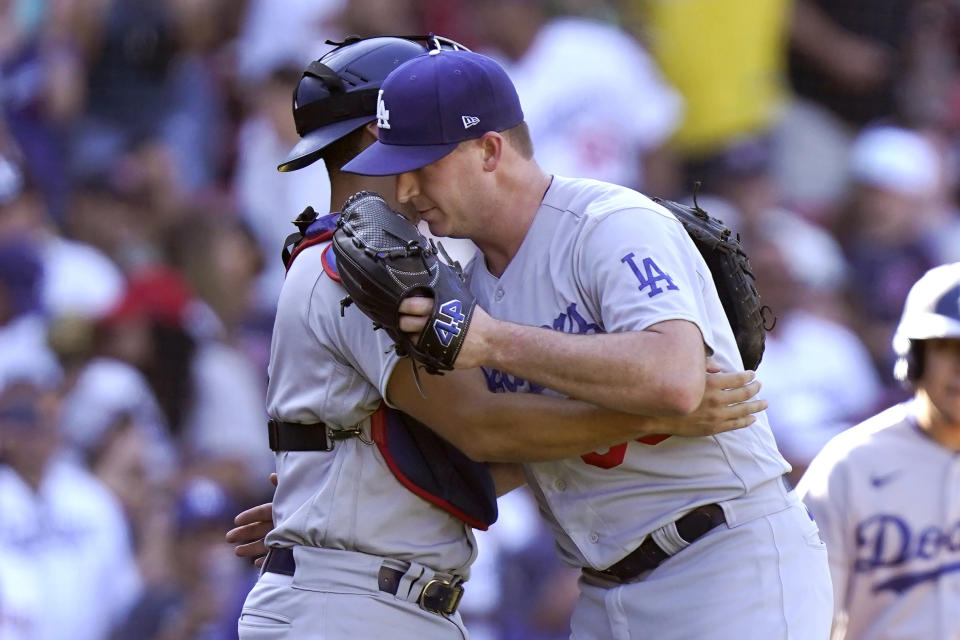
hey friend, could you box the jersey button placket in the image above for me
[588,532,599,544]
[494,287,504,302]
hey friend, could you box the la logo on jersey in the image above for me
[434,299,465,346]
[461,115,480,129]
[621,253,678,297]
[376,90,391,129]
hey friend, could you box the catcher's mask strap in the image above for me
[293,88,379,137]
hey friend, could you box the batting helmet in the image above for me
[892,262,960,382]
[278,35,468,173]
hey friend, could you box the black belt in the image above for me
[585,503,726,583]
[262,548,464,616]
[268,420,331,452]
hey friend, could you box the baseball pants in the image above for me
[570,487,833,639]
[238,546,469,639]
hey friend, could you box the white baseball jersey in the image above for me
[0,457,142,640]
[263,234,477,576]
[798,401,960,640]
[464,175,791,570]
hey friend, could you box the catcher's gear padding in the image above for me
[332,191,477,374]
[374,406,497,530]
[652,196,771,371]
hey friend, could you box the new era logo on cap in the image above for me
[342,50,524,176]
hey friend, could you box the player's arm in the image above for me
[489,462,526,496]
[386,357,764,462]
[401,209,715,417]
[472,213,710,416]
[458,312,707,416]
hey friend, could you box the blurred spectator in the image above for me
[59,356,176,482]
[0,380,142,640]
[95,264,271,494]
[1,178,124,319]
[61,173,158,271]
[832,126,942,379]
[0,537,44,640]
[234,0,344,84]
[68,0,176,181]
[235,64,330,313]
[752,224,883,482]
[337,0,421,39]
[164,215,272,489]
[470,0,683,193]
[112,476,255,640]
[96,266,197,434]
[628,0,791,196]
[0,0,85,223]
[0,233,61,391]
[63,0,237,202]
[777,0,957,214]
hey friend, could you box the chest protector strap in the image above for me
[281,209,498,530]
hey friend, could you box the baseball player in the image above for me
[798,262,960,640]
[237,36,766,639]
[342,49,834,639]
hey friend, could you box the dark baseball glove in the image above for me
[332,191,477,374]
[652,196,772,371]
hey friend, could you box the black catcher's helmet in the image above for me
[278,35,468,172]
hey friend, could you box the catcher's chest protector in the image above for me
[283,214,498,530]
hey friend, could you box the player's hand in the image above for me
[398,296,495,369]
[227,502,274,567]
[657,369,767,437]
[225,473,277,567]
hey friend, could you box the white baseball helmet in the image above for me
[892,262,960,381]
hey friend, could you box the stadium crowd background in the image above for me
[0,0,958,638]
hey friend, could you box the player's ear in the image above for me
[365,120,380,140]
[479,132,503,172]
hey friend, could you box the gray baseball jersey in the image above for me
[798,401,960,640]
[464,175,791,570]
[263,239,477,577]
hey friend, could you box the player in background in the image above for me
[343,48,832,639]
[235,36,766,639]
[798,262,960,640]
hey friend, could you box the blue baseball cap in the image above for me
[342,49,524,176]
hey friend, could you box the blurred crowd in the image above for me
[0,0,958,638]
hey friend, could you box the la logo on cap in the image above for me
[461,115,480,129]
[376,90,391,129]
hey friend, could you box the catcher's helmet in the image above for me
[892,262,960,382]
[278,35,468,172]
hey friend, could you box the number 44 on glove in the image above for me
[331,191,477,376]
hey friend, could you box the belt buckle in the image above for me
[418,579,464,616]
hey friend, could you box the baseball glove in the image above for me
[652,196,772,371]
[332,191,477,374]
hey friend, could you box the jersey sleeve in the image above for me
[797,449,852,629]
[309,276,402,405]
[576,206,713,349]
